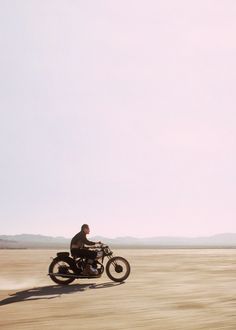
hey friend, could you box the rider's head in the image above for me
[81,224,90,235]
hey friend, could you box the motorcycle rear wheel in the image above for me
[49,257,75,285]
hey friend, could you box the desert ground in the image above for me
[0,249,236,329]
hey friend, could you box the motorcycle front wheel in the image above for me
[106,256,131,282]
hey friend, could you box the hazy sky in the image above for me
[1,1,236,238]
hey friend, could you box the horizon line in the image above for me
[1,232,236,240]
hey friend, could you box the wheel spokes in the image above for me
[52,261,73,280]
[109,259,128,280]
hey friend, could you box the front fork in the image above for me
[105,254,117,268]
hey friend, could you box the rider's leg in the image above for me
[86,258,98,274]
[80,250,98,275]
[71,249,98,275]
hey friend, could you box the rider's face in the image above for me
[84,227,90,234]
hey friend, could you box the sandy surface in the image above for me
[0,249,236,329]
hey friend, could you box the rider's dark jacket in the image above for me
[70,231,96,251]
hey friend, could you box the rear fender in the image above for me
[54,255,77,272]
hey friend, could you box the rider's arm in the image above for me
[80,232,101,246]
[84,238,102,246]
[83,235,96,246]
[84,239,96,246]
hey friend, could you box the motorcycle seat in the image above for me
[57,252,70,258]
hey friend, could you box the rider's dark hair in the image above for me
[81,224,89,231]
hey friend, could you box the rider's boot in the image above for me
[82,263,98,276]
[90,266,98,275]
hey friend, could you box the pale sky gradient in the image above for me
[1,1,236,238]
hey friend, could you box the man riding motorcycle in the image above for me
[70,224,102,275]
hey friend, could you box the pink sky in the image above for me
[0,1,236,238]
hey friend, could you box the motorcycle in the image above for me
[48,244,131,285]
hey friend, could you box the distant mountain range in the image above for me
[1,233,236,249]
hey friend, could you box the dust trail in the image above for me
[0,278,40,290]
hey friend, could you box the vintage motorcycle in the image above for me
[48,244,131,285]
